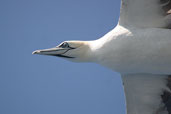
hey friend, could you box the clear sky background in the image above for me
[0,0,125,114]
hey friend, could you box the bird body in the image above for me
[94,25,171,74]
[33,0,171,113]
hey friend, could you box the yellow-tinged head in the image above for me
[32,41,94,62]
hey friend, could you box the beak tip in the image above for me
[32,50,40,55]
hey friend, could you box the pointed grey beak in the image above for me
[32,47,67,55]
[32,47,75,58]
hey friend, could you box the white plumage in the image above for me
[33,0,171,114]
[93,26,171,74]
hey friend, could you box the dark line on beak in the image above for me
[38,47,76,58]
[53,54,75,58]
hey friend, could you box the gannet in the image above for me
[33,0,171,114]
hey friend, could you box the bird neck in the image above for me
[87,39,110,63]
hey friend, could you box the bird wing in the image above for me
[119,0,171,28]
[121,74,171,114]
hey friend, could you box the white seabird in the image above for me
[33,0,171,114]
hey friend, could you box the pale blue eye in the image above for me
[59,42,69,48]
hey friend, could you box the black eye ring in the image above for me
[59,42,69,48]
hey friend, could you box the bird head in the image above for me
[32,41,93,62]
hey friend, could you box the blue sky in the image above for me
[0,0,125,114]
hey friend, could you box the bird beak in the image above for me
[32,47,75,58]
[32,47,68,56]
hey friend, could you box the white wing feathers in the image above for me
[119,0,171,28]
[122,74,171,114]
[117,0,171,114]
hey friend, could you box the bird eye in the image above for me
[59,42,69,48]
